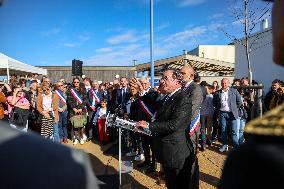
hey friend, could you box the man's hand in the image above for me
[130,78,143,92]
[135,120,149,129]
[124,113,129,120]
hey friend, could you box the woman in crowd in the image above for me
[26,80,40,133]
[67,78,87,145]
[211,81,220,142]
[212,80,219,92]
[93,99,109,143]
[54,81,68,143]
[232,79,241,87]
[0,81,11,119]
[7,83,30,132]
[237,88,250,145]
[200,84,214,151]
[37,82,59,141]
[126,86,144,161]
[0,87,6,120]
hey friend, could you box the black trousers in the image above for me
[163,155,198,189]
[211,111,220,140]
[142,135,156,166]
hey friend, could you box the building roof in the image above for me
[39,66,136,71]
[136,54,234,76]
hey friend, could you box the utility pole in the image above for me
[150,0,154,87]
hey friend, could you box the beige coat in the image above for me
[37,92,59,123]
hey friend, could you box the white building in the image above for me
[234,28,284,93]
[189,45,235,64]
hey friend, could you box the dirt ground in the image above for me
[66,140,228,189]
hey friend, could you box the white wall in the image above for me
[190,45,235,63]
[234,30,284,94]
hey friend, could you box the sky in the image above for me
[0,0,272,67]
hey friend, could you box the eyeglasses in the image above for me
[43,89,50,92]
[161,76,173,81]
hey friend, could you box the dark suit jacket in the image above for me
[129,98,152,123]
[148,89,193,169]
[0,120,98,189]
[86,89,103,111]
[66,88,87,117]
[213,87,242,119]
[114,88,130,109]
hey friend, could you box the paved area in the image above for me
[66,140,228,189]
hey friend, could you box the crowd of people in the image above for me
[0,69,283,188]
[0,72,283,150]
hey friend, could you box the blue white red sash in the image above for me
[55,90,66,105]
[91,89,100,104]
[188,112,200,136]
[138,96,156,120]
[70,88,83,104]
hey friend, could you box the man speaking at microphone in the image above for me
[133,69,195,189]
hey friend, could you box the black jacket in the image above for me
[114,88,130,109]
[129,98,152,122]
[147,89,193,169]
[67,88,87,117]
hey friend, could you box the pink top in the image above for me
[7,96,30,116]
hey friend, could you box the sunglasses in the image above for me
[43,89,50,92]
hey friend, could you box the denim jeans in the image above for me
[238,118,246,145]
[58,111,68,139]
[53,122,60,143]
[219,111,239,147]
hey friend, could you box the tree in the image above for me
[223,0,272,85]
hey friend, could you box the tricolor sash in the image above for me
[91,89,100,104]
[70,88,83,104]
[55,90,66,105]
[138,96,156,120]
[188,112,200,136]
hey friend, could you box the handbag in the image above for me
[10,107,29,127]
[70,114,87,128]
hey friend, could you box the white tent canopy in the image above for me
[0,53,47,77]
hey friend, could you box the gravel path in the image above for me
[66,140,227,189]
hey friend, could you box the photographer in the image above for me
[37,82,59,140]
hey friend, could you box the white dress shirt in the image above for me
[220,89,231,112]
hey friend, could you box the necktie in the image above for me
[122,89,125,104]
